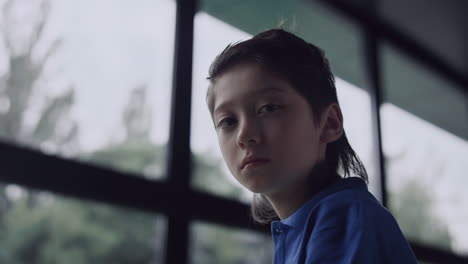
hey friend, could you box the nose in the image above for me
[237,118,261,149]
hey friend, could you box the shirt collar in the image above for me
[278,177,368,230]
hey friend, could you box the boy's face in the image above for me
[211,62,336,196]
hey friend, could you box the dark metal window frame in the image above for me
[0,0,466,263]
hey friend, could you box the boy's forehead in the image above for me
[213,84,287,115]
[211,62,292,114]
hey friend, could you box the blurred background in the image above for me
[0,0,466,263]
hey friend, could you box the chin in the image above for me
[244,182,275,194]
[237,171,276,193]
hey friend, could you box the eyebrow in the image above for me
[213,86,287,116]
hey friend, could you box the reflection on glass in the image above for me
[190,221,272,264]
[191,11,376,202]
[0,184,166,263]
[0,0,175,180]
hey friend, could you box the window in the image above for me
[382,43,468,255]
[2,0,466,263]
[0,0,176,180]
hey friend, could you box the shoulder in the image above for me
[310,187,395,232]
[301,187,417,263]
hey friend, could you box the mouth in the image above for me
[241,159,270,170]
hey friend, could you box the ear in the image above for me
[320,103,344,143]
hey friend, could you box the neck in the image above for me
[265,170,341,220]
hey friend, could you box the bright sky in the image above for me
[1,0,467,255]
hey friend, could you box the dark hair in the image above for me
[206,28,369,224]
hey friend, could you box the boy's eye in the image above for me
[217,117,237,129]
[258,104,281,114]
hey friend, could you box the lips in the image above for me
[240,157,270,170]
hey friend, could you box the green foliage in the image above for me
[0,196,163,264]
[385,150,453,252]
[83,139,166,180]
[389,179,452,251]
[191,222,272,264]
[192,152,244,200]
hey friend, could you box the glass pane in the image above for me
[382,45,468,255]
[0,0,175,180]
[191,3,378,202]
[190,221,272,264]
[335,79,378,197]
[0,183,166,263]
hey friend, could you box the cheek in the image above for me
[217,134,237,170]
[275,119,321,165]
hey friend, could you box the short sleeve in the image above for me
[300,191,418,264]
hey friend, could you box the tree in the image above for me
[0,196,162,264]
[83,84,164,180]
[0,0,78,151]
[0,84,166,263]
[0,0,78,222]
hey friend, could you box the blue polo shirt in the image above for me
[271,177,418,264]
